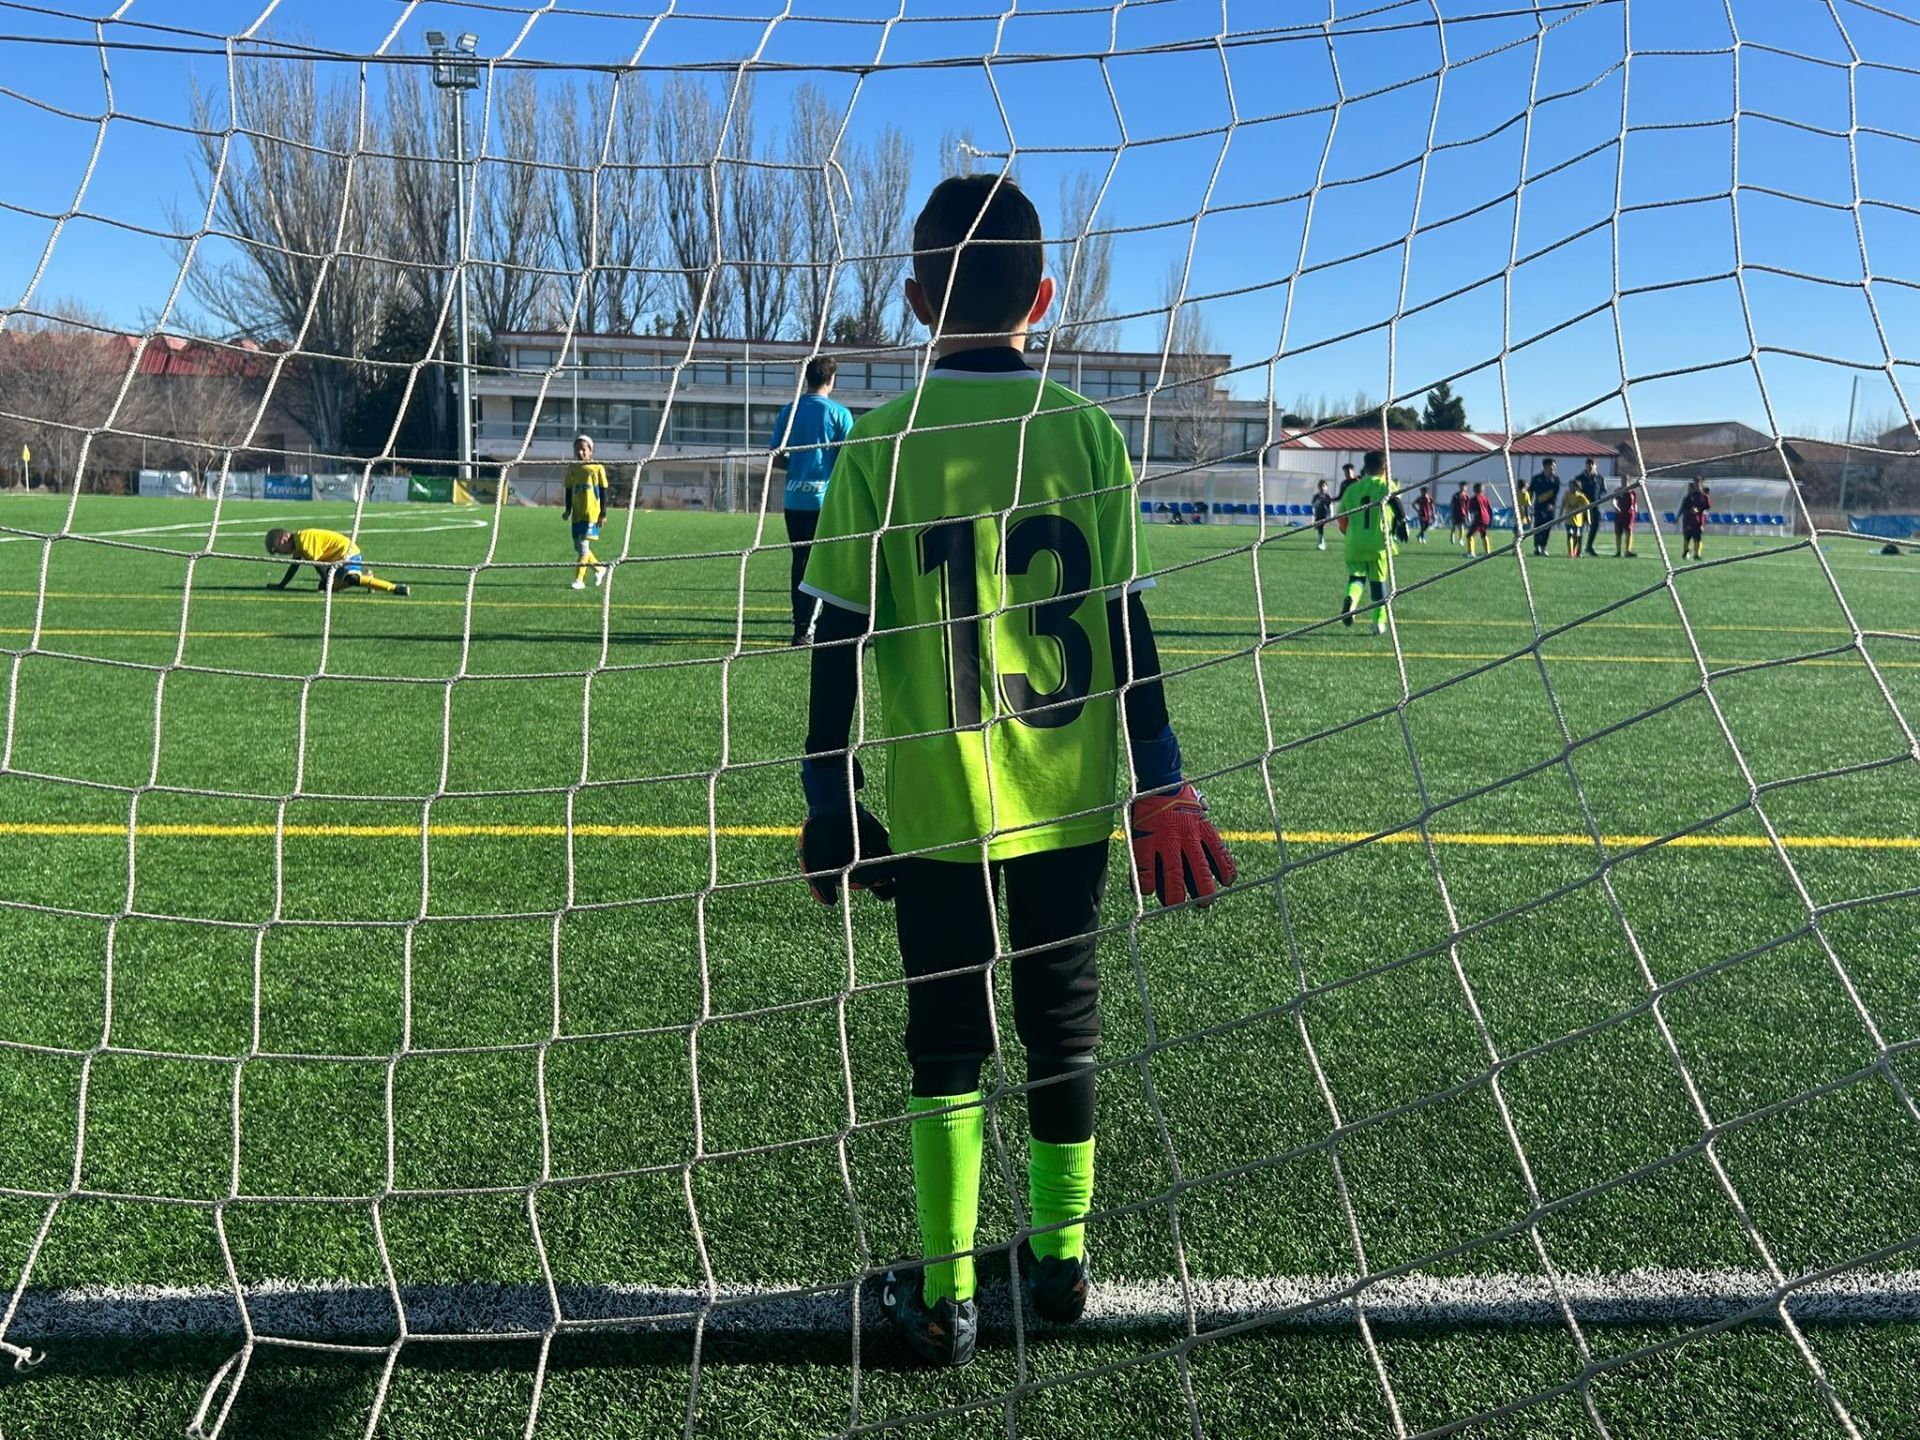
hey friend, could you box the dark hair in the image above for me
[911,175,1044,336]
[265,528,291,552]
[1362,449,1385,474]
[803,355,837,390]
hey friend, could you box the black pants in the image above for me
[784,507,819,639]
[893,841,1109,1145]
[1532,504,1555,554]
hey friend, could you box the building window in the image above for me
[865,361,914,391]
[583,350,625,382]
[684,361,731,387]
[515,346,558,371]
[669,403,744,446]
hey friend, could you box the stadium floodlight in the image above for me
[428,30,480,483]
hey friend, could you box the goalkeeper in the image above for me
[795,174,1236,1369]
[264,528,407,596]
[1337,449,1394,634]
[564,434,610,590]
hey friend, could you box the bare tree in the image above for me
[178,60,395,454]
[839,126,913,346]
[655,75,733,336]
[0,305,140,488]
[940,127,980,178]
[544,77,658,335]
[724,92,793,341]
[1154,267,1228,469]
[472,72,555,341]
[786,84,849,343]
[1053,172,1117,352]
[133,348,270,479]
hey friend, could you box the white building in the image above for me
[471,331,1619,524]
[474,331,1261,510]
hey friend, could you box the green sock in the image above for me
[910,1092,983,1305]
[1028,1137,1095,1262]
[1344,578,1363,612]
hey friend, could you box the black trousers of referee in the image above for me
[784,507,820,642]
[1532,501,1556,555]
[893,841,1108,1146]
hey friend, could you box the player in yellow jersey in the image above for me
[1560,484,1591,558]
[564,434,610,589]
[797,175,1235,1367]
[264,528,407,596]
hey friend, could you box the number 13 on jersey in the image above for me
[916,513,1097,732]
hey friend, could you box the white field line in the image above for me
[11,1270,1920,1343]
[0,510,490,543]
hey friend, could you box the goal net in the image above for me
[2,3,1919,1438]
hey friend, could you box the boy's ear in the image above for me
[1026,275,1055,327]
[904,277,933,327]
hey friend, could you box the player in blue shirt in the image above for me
[770,356,856,645]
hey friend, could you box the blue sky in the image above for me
[1,0,1916,440]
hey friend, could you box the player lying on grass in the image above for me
[795,173,1236,1369]
[564,434,609,590]
[1338,449,1395,634]
[264,528,408,596]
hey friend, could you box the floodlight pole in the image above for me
[430,33,481,486]
[1837,372,1860,516]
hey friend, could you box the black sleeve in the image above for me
[1106,591,1170,742]
[804,601,870,760]
[274,563,299,589]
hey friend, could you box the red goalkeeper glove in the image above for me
[1130,783,1235,908]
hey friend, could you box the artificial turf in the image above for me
[0,493,1916,1437]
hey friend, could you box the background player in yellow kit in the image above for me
[264,528,408,596]
[564,433,610,589]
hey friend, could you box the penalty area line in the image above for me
[10,1269,1920,1344]
[0,822,1914,852]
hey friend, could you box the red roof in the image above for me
[1276,428,1613,456]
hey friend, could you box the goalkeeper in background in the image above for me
[1337,449,1394,634]
[564,433,610,590]
[264,528,407,596]
[796,174,1236,1368]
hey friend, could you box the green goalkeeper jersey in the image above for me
[801,352,1153,861]
[1338,471,1395,559]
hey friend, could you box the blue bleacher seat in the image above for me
[1663,512,1678,524]
[1140,501,1153,514]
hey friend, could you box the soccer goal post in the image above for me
[2,5,1919,1439]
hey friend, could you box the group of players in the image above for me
[1304,454,1716,631]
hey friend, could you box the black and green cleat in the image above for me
[1018,1240,1090,1325]
[879,1267,977,1368]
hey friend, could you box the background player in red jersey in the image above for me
[1612,482,1639,557]
[1678,477,1711,560]
[1413,486,1435,542]
[1466,482,1493,555]
[1448,484,1470,546]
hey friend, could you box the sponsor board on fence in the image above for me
[136,470,198,497]
[1848,514,1920,541]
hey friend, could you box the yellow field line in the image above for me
[3,622,1911,670]
[0,821,1912,851]
[1,590,1898,640]
[1158,645,1920,669]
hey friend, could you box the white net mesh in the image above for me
[2,2,1920,1437]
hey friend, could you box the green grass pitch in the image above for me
[1,492,1918,1438]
